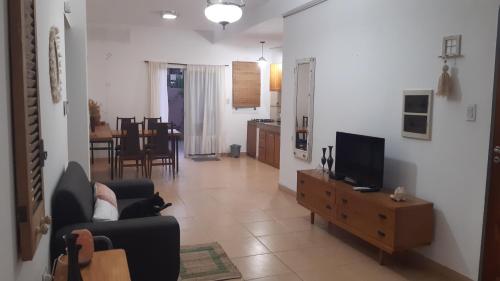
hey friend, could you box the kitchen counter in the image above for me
[248,120,281,133]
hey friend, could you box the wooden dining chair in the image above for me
[118,122,148,178]
[144,117,162,130]
[114,117,136,172]
[144,117,162,150]
[147,122,175,178]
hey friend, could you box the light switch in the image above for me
[466,104,477,122]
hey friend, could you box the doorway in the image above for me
[481,8,500,281]
[167,68,184,153]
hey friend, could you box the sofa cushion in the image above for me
[52,162,94,231]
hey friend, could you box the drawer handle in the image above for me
[300,193,305,197]
[341,213,348,219]
[342,198,348,204]
[326,205,332,210]
[377,230,386,237]
[300,180,305,184]
[325,191,332,196]
[378,214,387,220]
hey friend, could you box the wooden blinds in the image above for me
[8,0,50,261]
[232,61,261,109]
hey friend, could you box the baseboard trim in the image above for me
[402,251,473,281]
[278,184,471,281]
[278,183,296,196]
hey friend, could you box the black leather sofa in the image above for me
[50,162,180,281]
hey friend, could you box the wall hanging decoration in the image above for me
[402,90,433,140]
[437,58,452,97]
[49,26,62,103]
[437,35,462,97]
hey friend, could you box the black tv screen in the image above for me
[335,132,385,188]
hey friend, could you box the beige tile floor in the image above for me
[91,154,453,281]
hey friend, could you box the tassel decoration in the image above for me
[437,60,452,97]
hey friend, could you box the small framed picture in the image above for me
[402,90,433,140]
[442,35,462,58]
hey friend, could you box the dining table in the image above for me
[90,124,183,179]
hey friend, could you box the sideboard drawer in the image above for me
[310,196,335,220]
[298,172,335,202]
[337,208,395,247]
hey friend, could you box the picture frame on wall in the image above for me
[402,90,433,140]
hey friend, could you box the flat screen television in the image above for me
[334,132,385,189]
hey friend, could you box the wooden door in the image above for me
[482,10,500,281]
[265,132,275,165]
[247,123,257,158]
[274,134,280,168]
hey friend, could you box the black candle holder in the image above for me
[327,146,334,173]
[321,148,327,172]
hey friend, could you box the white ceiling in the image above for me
[86,0,313,43]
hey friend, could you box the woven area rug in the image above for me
[180,242,242,281]
[191,156,221,162]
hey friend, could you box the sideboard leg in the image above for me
[378,249,385,265]
[310,212,315,224]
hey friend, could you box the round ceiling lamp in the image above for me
[205,0,245,30]
[257,41,267,67]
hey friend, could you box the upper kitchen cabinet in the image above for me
[270,63,282,92]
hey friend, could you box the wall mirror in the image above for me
[294,58,316,161]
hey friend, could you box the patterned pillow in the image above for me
[94,182,117,208]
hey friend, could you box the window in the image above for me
[8,0,50,261]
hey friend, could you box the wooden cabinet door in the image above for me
[258,130,266,162]
[247,123,257,158]
[274,134,280,168]
[265,132,275,165]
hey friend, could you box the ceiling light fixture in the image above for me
[162,10,178,20]
[205,0,245,30]
[257,41,267,67]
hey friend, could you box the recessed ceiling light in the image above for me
[162,11,178,20]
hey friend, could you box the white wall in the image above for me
[0,1,18,279]
[0,0,80,280]
[87,24,282,152]
[66,0,90,175]
[279,0,499,279]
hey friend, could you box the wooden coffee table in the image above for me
[54,249,131,281]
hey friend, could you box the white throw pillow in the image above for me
[93,198,119,222]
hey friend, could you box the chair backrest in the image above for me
[144,117,162,131]
[150,122,174,155]
[121,122,144,156]
[116,117,136,131]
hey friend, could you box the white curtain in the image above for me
[184,65,225,156]
[148,62,169,121]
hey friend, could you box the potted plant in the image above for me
[88,99,101,132]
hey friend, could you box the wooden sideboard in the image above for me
[297,170,433,263]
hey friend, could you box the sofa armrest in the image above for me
[104,179,154,199]
[51,216,179,281]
